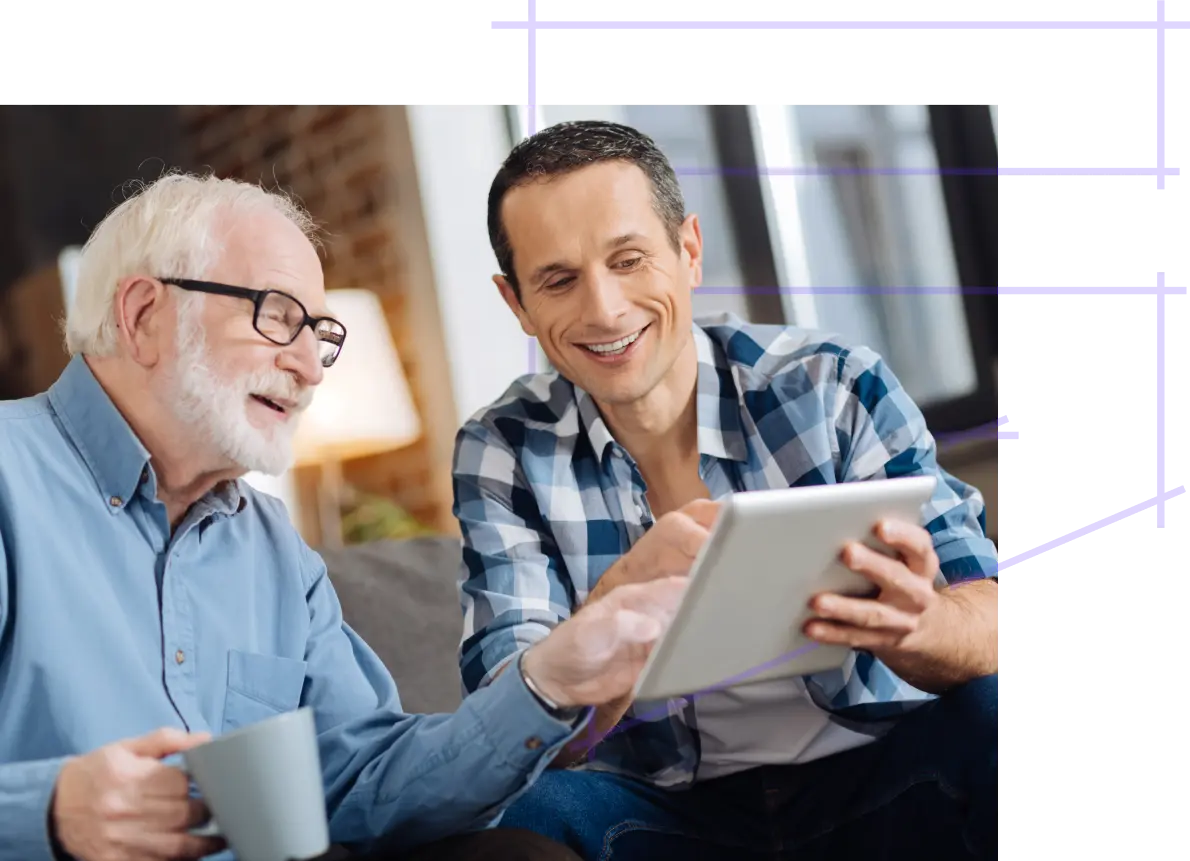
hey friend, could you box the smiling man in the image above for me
[454,121,998,860]
[0,172,695,861]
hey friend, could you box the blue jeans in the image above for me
[499,674,996,860]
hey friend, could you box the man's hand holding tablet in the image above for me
[810,517,997,694]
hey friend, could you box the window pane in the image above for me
[58,246,82,311]
[772,105,979,408]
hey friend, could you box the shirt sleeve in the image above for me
[297,540,590,853]
[452,419,575,694]
[0,757,72,861]
[831,344,999,583]
[0,532,70,861]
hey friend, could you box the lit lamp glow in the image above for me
[291,289,421,547]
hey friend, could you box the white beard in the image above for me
[167,301,310,476]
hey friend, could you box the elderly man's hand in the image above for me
[52,728,225,861]
[520,576,689,708]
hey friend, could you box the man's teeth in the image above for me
[584,329,643,355]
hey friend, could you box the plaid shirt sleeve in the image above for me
[832,343,999,583]
[799,341,999,719]
[452,419,574,694]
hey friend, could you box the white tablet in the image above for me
[632,475,938,702]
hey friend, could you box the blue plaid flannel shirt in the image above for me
[454,314,998,787]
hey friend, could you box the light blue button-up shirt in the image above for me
[0,355,584,860]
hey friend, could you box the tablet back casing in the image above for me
[633,475,938,702]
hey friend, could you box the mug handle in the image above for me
[169,762,223,838]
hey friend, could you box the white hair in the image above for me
[64,171,319,357]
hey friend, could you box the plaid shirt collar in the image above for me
[574,323,750,466]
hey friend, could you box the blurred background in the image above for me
[0,105,998,548]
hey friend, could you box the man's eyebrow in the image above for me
[529,260,571,284]
[529,234,648,283]
[264,283,331,318]
[608,232,645,249]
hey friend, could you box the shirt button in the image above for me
[634,503,644,518]
[524,737,543,751]
[175,650,185,665]
[109,496,123,507]
[612,448,624,459]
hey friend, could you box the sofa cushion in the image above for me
[316,536,464,715]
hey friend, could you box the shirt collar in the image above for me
[575,323,749,465]
[47,354,244,517]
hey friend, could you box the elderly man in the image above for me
[454,120,998,859]
[0,172,690,861]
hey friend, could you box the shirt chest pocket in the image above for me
[221,649,309,732]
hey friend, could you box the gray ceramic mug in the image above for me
[182,707,330,861]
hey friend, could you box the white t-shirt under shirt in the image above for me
[693,675,878,782]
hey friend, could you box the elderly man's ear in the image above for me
[113,277,171,367]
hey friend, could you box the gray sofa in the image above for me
[317,536,467,714]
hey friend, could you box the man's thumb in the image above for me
[123,727,212,759]
[679,498,720,529]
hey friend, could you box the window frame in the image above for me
[922,105,999,435]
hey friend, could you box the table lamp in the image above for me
[291,289,421,548]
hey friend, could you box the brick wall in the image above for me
[179,106,459,536]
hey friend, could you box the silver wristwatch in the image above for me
[518,652,584,722]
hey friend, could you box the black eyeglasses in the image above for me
[160,278,347,368]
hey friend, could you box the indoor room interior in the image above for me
[0,105,999,713]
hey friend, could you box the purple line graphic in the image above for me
[1158,274,1166,527]
[561,577,990,751]
[1159,1,1167,189]
[994,165,1180,179]
[994,416,1023,444]
[999,272,1185,528]
[937,416,1023,449]
[498,8,1182,181]
[999,283,1185,299]
[503,0,1184,761]
[561,473,1185,756]
[494,20,1190,31]
[556,473,1180,756]
[527,0,537,135]
[675,166,999,176]
[999,487,1183,572]
[936,416,1016,448]
[700,285,975,295]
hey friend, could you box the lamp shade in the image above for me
[292,289,421,466]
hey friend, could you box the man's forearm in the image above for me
[325,666,582,850]
[877,579,997,694]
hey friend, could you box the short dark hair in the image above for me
[487,120,686,299]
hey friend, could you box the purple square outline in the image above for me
[495,2,1184,757]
